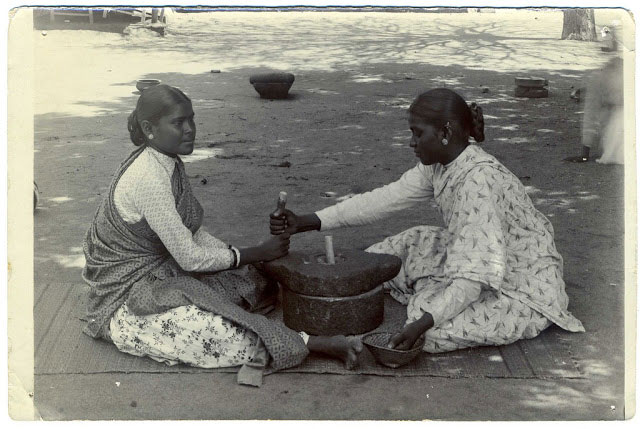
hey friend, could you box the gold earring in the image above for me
[442,138,448,145]
[148,134,154,140]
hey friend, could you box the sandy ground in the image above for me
[29,8,632,420]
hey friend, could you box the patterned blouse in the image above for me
[113,146,238,272]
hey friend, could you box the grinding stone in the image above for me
[263,249,402,297]
[282,285,384,336]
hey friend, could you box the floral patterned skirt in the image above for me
[109,302,268,368]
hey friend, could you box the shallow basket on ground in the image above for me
[363,332,424,368]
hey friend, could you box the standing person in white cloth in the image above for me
[564,56,624,164]
[271,88,585,353]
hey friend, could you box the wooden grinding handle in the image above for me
[273,191,287,217]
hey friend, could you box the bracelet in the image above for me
[228,245,238,268]
[228,245,241,268]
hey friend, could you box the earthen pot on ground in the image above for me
[136,79,161,92]
[264,249,402,336]
[249,72,295,99]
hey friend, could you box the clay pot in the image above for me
[363,332,424,368]
[136,79,161,92]
[249,72,295,99]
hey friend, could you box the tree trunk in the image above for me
[561,9,597,41]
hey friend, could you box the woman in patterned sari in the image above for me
[270,88,584,353]
[82,84,361,385]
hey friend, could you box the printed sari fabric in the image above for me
[368,146,585,351]
[318,145,584,352]
[82,146,308,370]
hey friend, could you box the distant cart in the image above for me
[33,8,167,35]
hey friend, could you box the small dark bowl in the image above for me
[136,79,161,92]
[249,72,295,99]
[363,332,424,368]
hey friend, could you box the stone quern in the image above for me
[264,249,402,336]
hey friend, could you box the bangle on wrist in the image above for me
[228,245,241,268]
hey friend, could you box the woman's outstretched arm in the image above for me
[315,163,434,231]
[271,163,434,235]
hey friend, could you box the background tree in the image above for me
[561,9,597,41]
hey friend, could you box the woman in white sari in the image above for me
[271,88,584,353]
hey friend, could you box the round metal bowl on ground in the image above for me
[249,72,295,99]
[363,332,425,368]
[136,79,161,92]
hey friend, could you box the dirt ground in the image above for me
[27,8,632,420]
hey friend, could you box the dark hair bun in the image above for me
[468,102,485,142]
[127,110,145,146]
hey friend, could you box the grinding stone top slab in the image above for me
[263,249,401,297]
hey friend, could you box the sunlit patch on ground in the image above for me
[525,186,541,194]
[183,147,224,163]
[474,94,519,105]
[351,74,393,83]
[359,110,391,116]
[338,124,365,130]
[48,196,74,203]
[51,253,86,269]
[376,97,412,109]
[304,88,340,95]
[488,355,504,362]
[429,76,464,86]
[488,124,520,131]
[537,128,557,133]
[518,382,620,415]
[192,98,225,109]
[494,136,531,144]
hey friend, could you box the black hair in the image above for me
[127,84,192,146]
[409,88,485,142]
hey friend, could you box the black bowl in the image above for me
[363,332,424,368]
[249,73,295,99]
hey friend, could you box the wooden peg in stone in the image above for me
[324,236,336,265]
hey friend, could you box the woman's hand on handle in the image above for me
[258,233,291,261]
[238,233,290,265]
[270,209,299,235]
[270,211,321,236]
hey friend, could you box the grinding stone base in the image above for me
[282,285,384,336]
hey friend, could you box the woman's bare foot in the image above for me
[306,335,363,369]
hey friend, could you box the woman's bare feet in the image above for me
[306,335,363,369]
